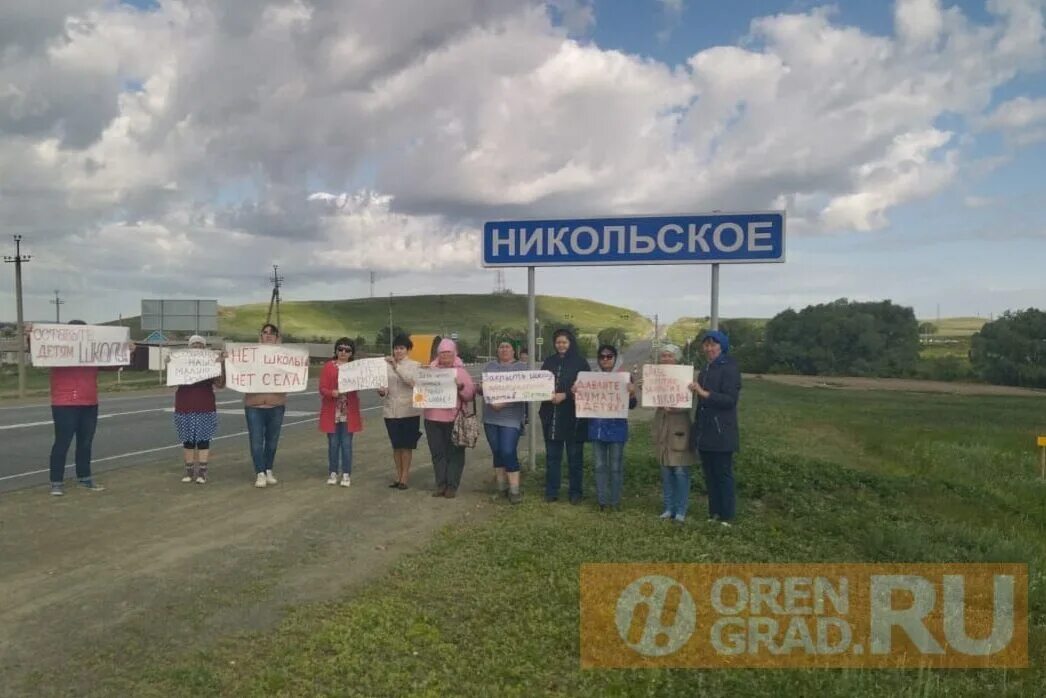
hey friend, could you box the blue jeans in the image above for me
[660,465,691,519]
[592,440,625,507]
[244,406,285,474]
[545,440,584,500]
[700,450,736,521]
[49,405,99,483]
[484,423,521,473]
[328,422,354,475]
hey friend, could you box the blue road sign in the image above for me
[481,211,784,267]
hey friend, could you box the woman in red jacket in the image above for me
[318,337,362,487]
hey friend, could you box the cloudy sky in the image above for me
[1,0,1044,328]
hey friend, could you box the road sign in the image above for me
[482,212,784,267]
[143,330,168,344]
[142,299,218,333]
[536,337,544,345]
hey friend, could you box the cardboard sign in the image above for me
[224,343,310,393]
[413,368,458,409]
[575,371,631,419]
[29,323,133,367]
[481,369,554,404]
[166,349,221,386]
[641,364,694,409]
[338,358,389,392]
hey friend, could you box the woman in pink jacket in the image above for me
[423,338,475,498]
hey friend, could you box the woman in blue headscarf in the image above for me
[690,330,742,526]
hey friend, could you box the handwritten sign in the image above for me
[641,364,694,409]
[224,343,310,393]
[575,371,631,419]
[413,368,458,409]
[481,370,554,404]
[30,323,132,367]
[166,349,221,386]
[338,358,389,392]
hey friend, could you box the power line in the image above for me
[3,235,31,397]
[50,289,65,323]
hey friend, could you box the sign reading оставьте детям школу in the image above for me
[481,212,785,267]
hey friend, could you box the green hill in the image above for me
[113,294,652,345]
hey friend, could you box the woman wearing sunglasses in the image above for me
[318,337,363,487]
[585,344,637,511]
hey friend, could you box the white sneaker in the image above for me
[326,473,338,486]
[255,473,267,488]
[720,521,732,528]
[659,511,673,519]
[181,475,193,483]
[340,473,351,488]
[265,470,278,485]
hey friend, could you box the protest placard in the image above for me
[412,368,458,408]
[641,364,694,409]
[574,371,631,419]
[166,349,222,386]
[224,343,310,393]
[29,323,133,367]
[481,370,554,404]
[338,357,388,392]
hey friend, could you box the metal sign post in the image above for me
[527,266,537,472]
[710,263,720,331]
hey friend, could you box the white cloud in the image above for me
[0,0,1044,324]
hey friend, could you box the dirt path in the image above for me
[0,411,521,696]
[750,373,1046,397]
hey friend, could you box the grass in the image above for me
[0,365,165,398]
[96,380,1045,696]
[108,294,652,344]
[923,317,988,337]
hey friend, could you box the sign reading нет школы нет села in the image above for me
[481,212,784,267]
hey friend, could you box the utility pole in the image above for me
[370,271,376,299]
[266,264,283,328]
[50,289,64,323]
[388,292,394,355]
[4,235,31,397]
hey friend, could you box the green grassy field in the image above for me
[104,380,1045,696]
[925,316,987,337]
[0,365,164,398]
[112,294,652,344]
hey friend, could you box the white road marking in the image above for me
[0,405,382,483]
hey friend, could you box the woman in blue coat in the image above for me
[584,344,637,511]
[690,330,742,525]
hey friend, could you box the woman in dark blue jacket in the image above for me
[539,329,589,503]
[691,330,741,525]
[584,344,637,511]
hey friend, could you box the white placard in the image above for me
[481,370,554,404]
[224,343,310,393]
[412,368,458,409]
[166,349,222,386]
[574,371,631,419]
[641,364,694,409]
[338,358,389,392]
[29,323,133,367]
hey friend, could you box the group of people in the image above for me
[43,321,742,525]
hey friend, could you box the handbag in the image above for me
[452,398,479,448]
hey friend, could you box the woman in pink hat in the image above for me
[423,338,475,498]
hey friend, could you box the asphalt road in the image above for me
[0,383,366,494]
[0,346,663,495]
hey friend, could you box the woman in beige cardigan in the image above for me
[650,344,695,524]
[377,334,422,489]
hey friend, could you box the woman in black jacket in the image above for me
[691,330,741,525]
[539,328,589,503]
